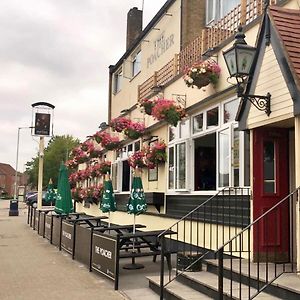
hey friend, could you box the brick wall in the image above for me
[181,0,206,49]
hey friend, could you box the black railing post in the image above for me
[160,235,165,300]
[218,247,224,300]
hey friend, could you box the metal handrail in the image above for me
[215,187,300,300]
[159,187,251,299]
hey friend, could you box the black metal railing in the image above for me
[159,187,251,299]
[215,187,300,299]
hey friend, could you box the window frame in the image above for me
[113,68,123,94]
[111,140,141,193]
[132,49,141,78]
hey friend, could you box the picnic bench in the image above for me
[89,228,176,290]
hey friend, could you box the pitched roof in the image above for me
[0,163,15,176]
[269,6,300,90]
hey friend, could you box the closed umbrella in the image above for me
[45,178,56,205]
[100,177,117,227]
[54,163,74,215]
[124,174,147,269]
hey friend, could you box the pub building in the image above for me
[66,0,300,298]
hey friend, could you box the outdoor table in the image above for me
[60,216,108,256]
[90,228,176,290]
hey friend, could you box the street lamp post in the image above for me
[9,126,33,217]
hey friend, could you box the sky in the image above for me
[0,0,167,172]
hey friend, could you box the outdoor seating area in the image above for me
[27,205,177,290]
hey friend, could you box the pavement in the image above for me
[0,200,126,300]
[0,200,161,300]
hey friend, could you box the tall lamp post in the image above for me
[9,126,34,216]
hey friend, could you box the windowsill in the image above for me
[166,190,217,196]
[129,70,141,82]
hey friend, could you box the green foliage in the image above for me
[25,135,80,188]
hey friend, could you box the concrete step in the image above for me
[177,270,282,300]
[204,259,300,299]
[148,275,212,300]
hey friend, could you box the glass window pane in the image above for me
[176,143,186,189]
[180,119,190,138]
[224,99,239,123]
[207,107,219,128]
[112,163,118,191]
[168,147,174,189]
[194,133,216,191]
[206,0,215,24]
[169,126,176,142]
[218,128,230,187]
[115,70,122,93]
[132,51,141,77]
[122,160,130,192]
[128,144,133,153]
[134,141,140,151]
[233,130,240,186]
[264,141,275,193]
[193,113,203,134]
[221,0,240,18]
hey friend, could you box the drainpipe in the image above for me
[295,116,300,272]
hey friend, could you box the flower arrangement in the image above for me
[93,131,120,150]
[98,161,111,175]
[124,121,145,140]
[128,150,147,169]
[84,185,103,205]
[183,60,221,89]
[151,98,186,127]
[144,141,167,168]
[80,140,94,152]
[110,117,131,133]
[74,149,89,164]
[65,159,78,170]
[93,131,104,144]
[101,134,121,150]
[139,98,157,115]
[71,187,84,203]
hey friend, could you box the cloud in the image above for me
[0,0,166,171]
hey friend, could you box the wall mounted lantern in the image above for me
[223,26,271,116]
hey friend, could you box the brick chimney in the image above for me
[126,7,143,50]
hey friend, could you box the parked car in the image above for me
[25,191,55,206]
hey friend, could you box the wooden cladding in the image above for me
[137,0,277,102]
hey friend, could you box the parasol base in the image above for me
[123,263,144,270]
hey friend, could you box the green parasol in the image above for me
[54,163,74,215]
[100,179,117,226]
[124,174,147,269]
[127,176,147,215]
[45,178,56,205]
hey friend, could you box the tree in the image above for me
[25,135,80,188]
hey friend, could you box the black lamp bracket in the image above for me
[237,83,271,116]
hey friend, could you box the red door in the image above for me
[253,128,289,262]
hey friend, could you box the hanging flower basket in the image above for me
[145,141,167,168]
[80,140,94,152]
[183,60,221,89]
[151,99,186,127]
[71,187,84,203]
[124,121,145,139]
[84,185,103,205]
[128,150,147,169]
[98,161,111,175]
[65,159,78,170]
[139,99,157,115]
[104,141,120,150]
[110,117,131,133]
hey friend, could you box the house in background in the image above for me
[0,163,27,198]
